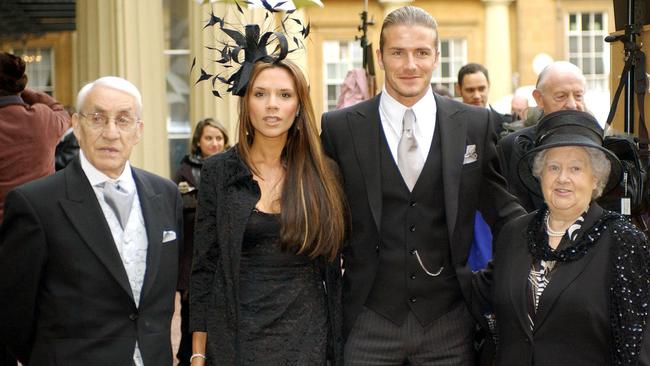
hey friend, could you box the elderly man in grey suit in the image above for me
[0,76,182,366]
[320,6,524,365]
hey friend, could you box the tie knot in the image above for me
[403,109,416,131]
[103,180,126,193]
[100,180,133,229]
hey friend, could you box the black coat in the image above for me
[475,204,650,366]
[496,125,543,212]
[189,147,343,365]
[320,93,525,336]
[0,157,183,365]
[173,154,204,291]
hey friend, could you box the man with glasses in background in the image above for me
[0,76,182,366]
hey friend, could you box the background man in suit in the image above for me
[456,63,512,137]
[321,6,524,365]
[497,61,587,212]
[0,76,182,366]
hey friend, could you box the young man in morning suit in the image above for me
[0,76,182,366]
[320,6,525,365]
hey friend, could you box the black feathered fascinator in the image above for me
[192,0,310,97]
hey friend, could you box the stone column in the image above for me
[482,0,513,102]
[189,2,237,141]
[76,0,169,177]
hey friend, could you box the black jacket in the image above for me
[320,93,525,336]
[0,157,182,365]
[173,154,204,291]
[189,147,343,365]
[474,204,650,366]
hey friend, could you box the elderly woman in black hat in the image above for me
[475,109,650,365]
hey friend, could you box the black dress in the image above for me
[239,209,328,365]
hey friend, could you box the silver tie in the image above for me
[397,108,424,191]
[102,181,134,229]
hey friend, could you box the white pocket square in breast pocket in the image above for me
[463,144,478,164]
[162,230,177,243]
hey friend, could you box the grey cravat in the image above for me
[102,181,134,229]
[397,108,424,191]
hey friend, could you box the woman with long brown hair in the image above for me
[188,59,346,366]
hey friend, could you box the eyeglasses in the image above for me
[78,112,140,132]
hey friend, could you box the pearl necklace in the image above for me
[545,213,566,237]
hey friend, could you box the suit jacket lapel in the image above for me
[509,238,535,337]
[533,204,604,332]
[436,94,466,239]
[134,169,164,306]
[59,158,134,301]
[347,95,383,233]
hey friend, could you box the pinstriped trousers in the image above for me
[344,302,476,366]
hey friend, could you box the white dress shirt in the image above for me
[379,85,438,163]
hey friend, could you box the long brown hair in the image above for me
[236,60,346,261]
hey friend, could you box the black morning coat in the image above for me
[0,157,183,365]
[320,92,525,337]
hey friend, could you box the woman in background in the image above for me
[189,59,346,365]
[173,118,229,366]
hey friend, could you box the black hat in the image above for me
[516,109,623,197]
[192,1,309,97]
[0,52,27,95]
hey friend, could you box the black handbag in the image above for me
[597,135,649,217]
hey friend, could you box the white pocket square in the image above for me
[463,144,478,164]
[162,230,177,243]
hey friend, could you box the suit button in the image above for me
[375,244,380,253]
[129,313,138,321]
[410,274,416,280]
[410,297,417,303]
[409,201,417,207]
[409,225,416,232]
[524,337,530,344]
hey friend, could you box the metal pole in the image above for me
[625,0,636,134]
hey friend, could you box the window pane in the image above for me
[441,41,449,58]
[595,39,603,52]
[164,0,190,176]
[569,14,577,31]
[594,13,603,30]
[322,40,364,111]
[582,58,592,73]
[581,14,590,31]
[569,36,578,51]
[168,0,188,49]
[582,36,592,52]
[566,11,608,95]
[595,57,604,74]
[327,64,337,79]
[442,62,449,76]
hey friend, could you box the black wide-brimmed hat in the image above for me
[516,109,623,197]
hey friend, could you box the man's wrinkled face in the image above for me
[72,85,142,179]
